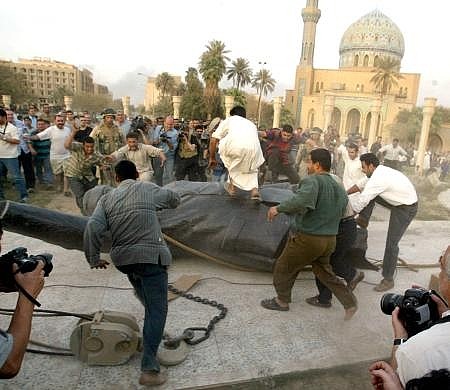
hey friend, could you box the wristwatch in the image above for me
[393,338,408,345]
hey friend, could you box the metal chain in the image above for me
[166,285,228,345]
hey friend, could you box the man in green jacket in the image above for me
[261,148,358,320]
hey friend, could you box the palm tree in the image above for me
[198,40,230,118]
[370,57,404,96]
[252,68,276,126]
[226,58,252,91]
[155,72,175,98]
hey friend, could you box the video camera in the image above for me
[130,116,146,132]
[0,247,53,293]
[381,288,441,337]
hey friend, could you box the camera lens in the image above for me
[380,293,403,315]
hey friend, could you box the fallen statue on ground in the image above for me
[0,181,377,272]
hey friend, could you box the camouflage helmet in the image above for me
[101,108,116,118]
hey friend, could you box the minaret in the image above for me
[300,0,321,66]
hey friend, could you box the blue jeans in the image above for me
[117,262,168,372]
[163,157,175,186]
[34,157,53,184]
[0,157,28,199]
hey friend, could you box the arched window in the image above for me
[374,55,380,67]
[361,84,364,92]
[354,55,359,67]
[363,55,369,67]
[320,82,324,90]
[399,87,403,96]
[356,84,360,92]
[315,82,320,92]
[404,87,408,97]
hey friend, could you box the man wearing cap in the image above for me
[208,106,264,201]
[90,109,124,185]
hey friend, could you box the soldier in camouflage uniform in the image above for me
[90,108,124,185]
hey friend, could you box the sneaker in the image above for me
[305,295,332,308]
[64,191,72,197]
[139,367,168,386]
[20,197,28,203]
[348,271,365,291]
[28,188,35,193]
[373,279,394,292]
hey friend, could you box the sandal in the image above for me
[260,297,289,311]
[223,182,237,197]
[305,295,332,308]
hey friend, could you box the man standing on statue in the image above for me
[208,106,265,201]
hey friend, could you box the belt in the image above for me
[341,216,355,223]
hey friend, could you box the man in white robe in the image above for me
[208,106,265,200]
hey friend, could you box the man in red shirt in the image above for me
[261,124,300,184]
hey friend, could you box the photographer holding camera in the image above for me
[0,221,46,379]
[369,248,450,389]
[175,120,200,181]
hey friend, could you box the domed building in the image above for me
[285,0,421,147]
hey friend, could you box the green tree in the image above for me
[391,105,450,144]
[0,66,30,104]
[48,86,73,106]
[180,67,206,120]
[370,57,404,96]
[225,88,247,107]
[252,68,276,126]
[280,107,295,127]
[198,39,230,119]
[72,93,115,113]
[173,82,186,97]
[153,96,173,117]
[226,58,252,91]
[155,72,175,98]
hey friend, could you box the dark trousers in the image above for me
[175,156,199,181]
[18,150,35,189]
[151,157,164,186]
[267,150,300,184]
[383,159,400,170]
[359,197,418,280]
[273,232,357,309]
[316,218,357,303]
[117,262,168,373]
[68,176,97,214]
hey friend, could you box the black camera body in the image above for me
[159,133,169,143]
[381,288,440,336]
[0,247,53,293]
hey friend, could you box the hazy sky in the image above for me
[2,0,449,106]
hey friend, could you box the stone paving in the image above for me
[0,205,449,389]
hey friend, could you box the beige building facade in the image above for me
[0,57,110,106]
[285,0,421,144]
[143,75,182,113]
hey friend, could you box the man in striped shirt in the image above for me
[84,160,180,386]
[63,129,111,214]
